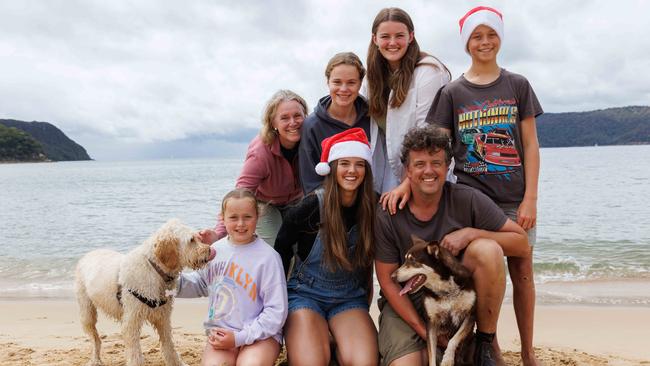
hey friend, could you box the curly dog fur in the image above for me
[75,219,215,366]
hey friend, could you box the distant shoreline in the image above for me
[0,159,52,164]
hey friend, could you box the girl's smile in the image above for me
[373,20,413,70]
[336,157,366,195]
[223,197,258,245]
[328,64,361,110]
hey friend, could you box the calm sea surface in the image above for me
[1,145,649,305]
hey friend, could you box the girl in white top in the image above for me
[178,188,288,366]
[364,7,451,198]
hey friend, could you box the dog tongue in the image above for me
[208,247,217,261]
[399,277,417,296]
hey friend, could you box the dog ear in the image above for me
[426,244,439,257]
[154,234,180,271]
[437,246,472,280]
[411,234,427,247]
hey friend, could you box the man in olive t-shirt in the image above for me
[374,126,530,366]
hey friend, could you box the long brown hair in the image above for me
[320,160,375,273]
[366,7,450,119]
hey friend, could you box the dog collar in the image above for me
[147,258,177,283]
[127,288,168,308]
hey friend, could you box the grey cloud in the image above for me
[0,0,648,160]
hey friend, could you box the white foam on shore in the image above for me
[3,271,650,306]
[0,281,75,299]
[504,278,650,306]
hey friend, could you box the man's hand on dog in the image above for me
[440,228,475,256]
[208,328,235,350]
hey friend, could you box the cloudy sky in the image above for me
[1,0,648,160]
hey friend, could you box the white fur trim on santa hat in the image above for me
[459,6,504,54]
[315,140,372,176]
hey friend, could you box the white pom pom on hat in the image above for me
[459,6,504,54]
[315,128,372,176]
[315,161,331,176]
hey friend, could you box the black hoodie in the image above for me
[298,95,371,194]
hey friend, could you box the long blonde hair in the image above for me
[366,8,450,119]
[320,160,375,273]
[259,90,309,145]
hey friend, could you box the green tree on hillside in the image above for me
[0,124,46,161]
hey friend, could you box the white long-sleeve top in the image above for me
[177,236,288,347]
[362,55,451,192]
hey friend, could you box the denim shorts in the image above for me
[288,290,368,320]
[498,202,537,247]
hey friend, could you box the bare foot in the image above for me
[522,351,543,366]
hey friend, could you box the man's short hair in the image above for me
[400,125,453,166]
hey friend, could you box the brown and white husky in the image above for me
[392,235,476,366]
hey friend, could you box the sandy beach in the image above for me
[1,299,649,366]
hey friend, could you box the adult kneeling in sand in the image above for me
[374,125,530,366]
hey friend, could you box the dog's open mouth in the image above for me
[399,274,426,296]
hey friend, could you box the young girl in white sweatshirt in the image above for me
[177,188,288,366]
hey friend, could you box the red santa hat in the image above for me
[315,128,372,176]
[459,6,504,54]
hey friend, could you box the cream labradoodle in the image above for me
[75,219,216,366]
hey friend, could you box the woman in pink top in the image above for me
[201,90,309,247]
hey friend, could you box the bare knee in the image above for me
[338,350,378,366]
[286,338,329,366]
[389,350,426,366]
[465,239,504,271]
[202,343,236,366]
[289,353,329,366]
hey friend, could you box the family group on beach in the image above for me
[176,6,543,366]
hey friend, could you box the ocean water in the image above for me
[1,145,649,305]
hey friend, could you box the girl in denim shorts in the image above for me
[275,128,378,365]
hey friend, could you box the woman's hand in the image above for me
[208,328,236,350]
[379,178,411,215]
[198,229,219,245]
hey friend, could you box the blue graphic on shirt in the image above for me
[457,98,521,179]
[208,279,236,321]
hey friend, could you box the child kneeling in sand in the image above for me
[177,188,288,366]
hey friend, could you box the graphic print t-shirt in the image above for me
[427,69,543,204]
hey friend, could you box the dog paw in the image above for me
[85,360,104,366]
[440,357,454,366]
